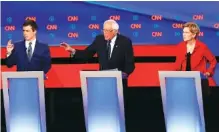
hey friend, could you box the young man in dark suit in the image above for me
[60,19,135,78]
[6,20,51,76]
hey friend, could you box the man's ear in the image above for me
[115,30,119,34]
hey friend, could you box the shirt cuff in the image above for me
[6,52,12,57]
[70,50,76,58]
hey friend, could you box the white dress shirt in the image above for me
[25,39,36,56]
[109,35,117,58]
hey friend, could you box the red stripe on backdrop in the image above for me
[1,63,175,88]
[128,63,174,87]
[0,45,177,88]
[1,45,178,58]
[51,45,178,57]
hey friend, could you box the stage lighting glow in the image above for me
[10,117,41,132]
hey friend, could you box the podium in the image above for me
[159,71,205,132]
[2,71,46,132]
[80,71,126,132]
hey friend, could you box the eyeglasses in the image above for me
[102,29,114,33]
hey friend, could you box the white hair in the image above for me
[103,19,119,30]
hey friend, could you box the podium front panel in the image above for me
[165,78,204,132]
[2,71,46,132]
[9,78,42,132]
[80,71,125,132]
[159,71,205,132]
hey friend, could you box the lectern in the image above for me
[2,71,46,132]
[159,71,205,132]
[80,71,125,132]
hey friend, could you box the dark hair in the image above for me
[23,20,38,31]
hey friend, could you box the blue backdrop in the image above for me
[1,1,218,85]
[1,1,219,56]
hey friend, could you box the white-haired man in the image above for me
[60,19,135,78]
[61,19,135,128]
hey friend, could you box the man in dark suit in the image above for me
[60,19,135,78]
[6,20,51,76]
[61,19,135,129]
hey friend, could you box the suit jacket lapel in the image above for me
[31,40,39,60]
[21,40,30,62]
[190,40,201,69]
[192,40,201,54]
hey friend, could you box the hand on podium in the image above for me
[204,72,210,77]
[200,73,207,79]
[200,72,210,79]
[101,68,128,79]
